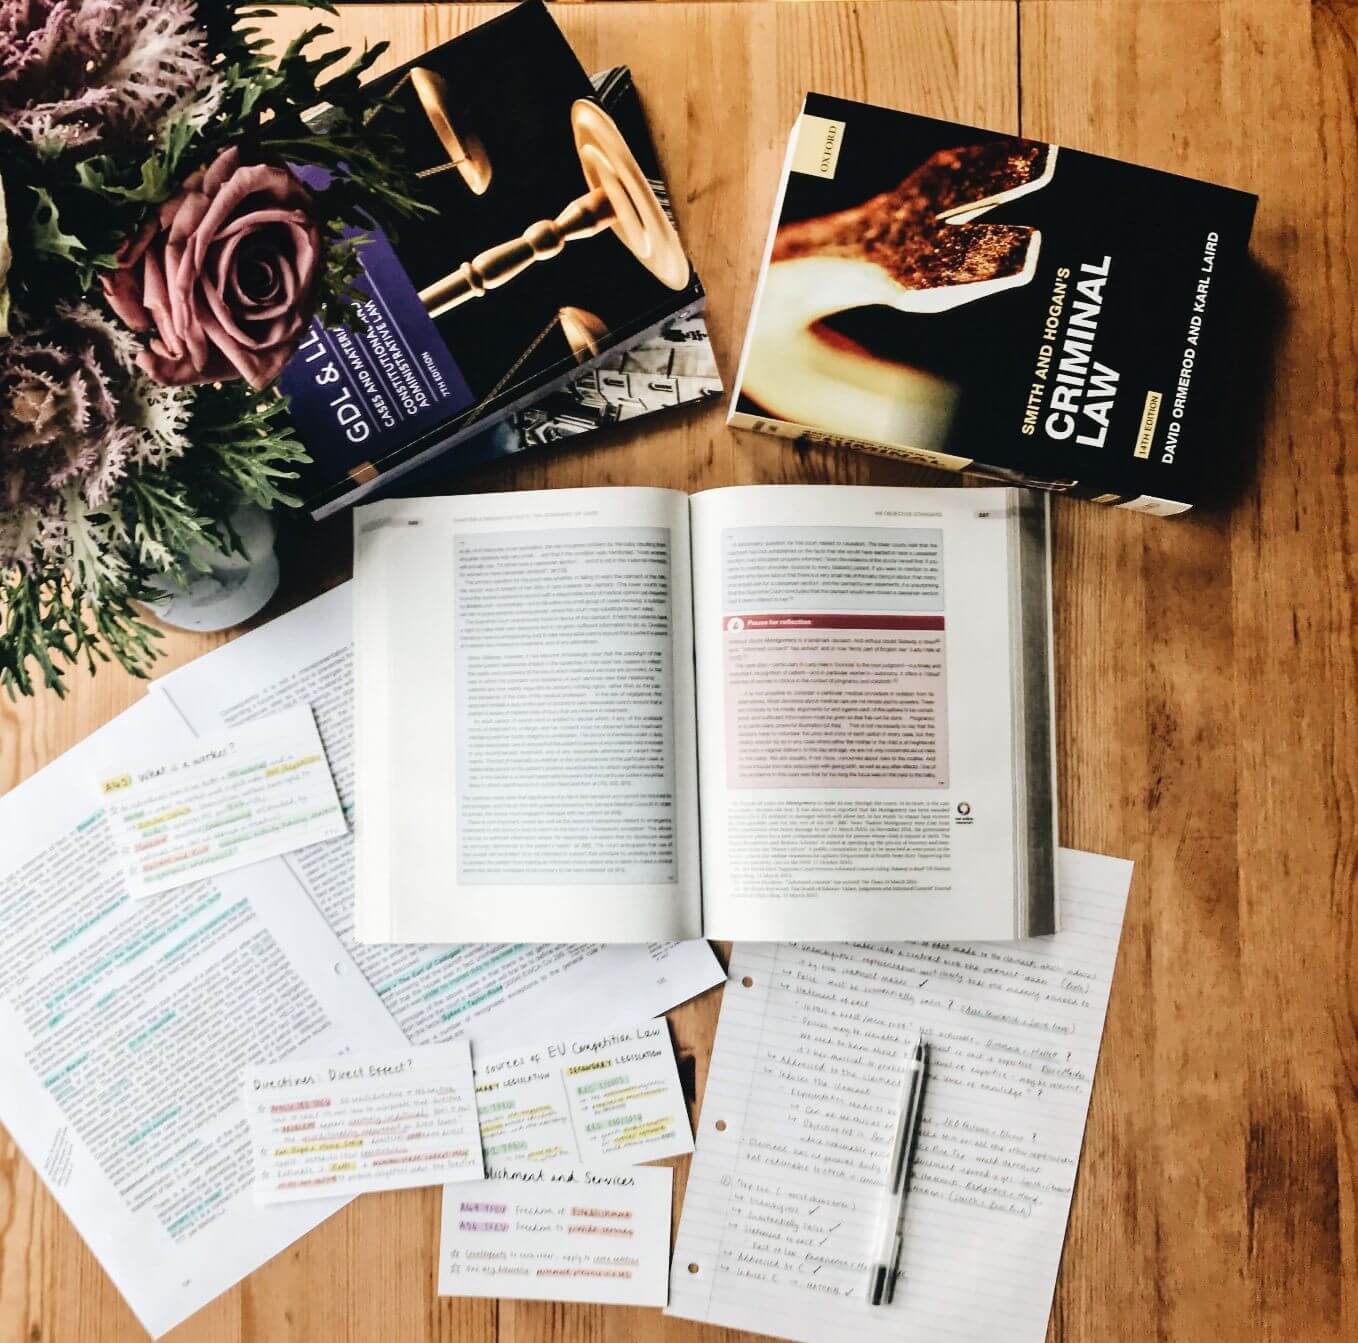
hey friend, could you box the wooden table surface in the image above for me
[2,2,1355,1341]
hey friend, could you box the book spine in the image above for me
[310,295,708,519]
[727,410,1194,515]
[726,409,973,473]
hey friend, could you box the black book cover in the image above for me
[284,2,704,518]
[732,94,1257,515]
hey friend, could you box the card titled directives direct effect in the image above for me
[439,1164,672,1307]
[474,1019,693,1168]
[244,1042,484,1203]
[97,704,347,897]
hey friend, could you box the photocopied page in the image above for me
[0,696,407,1339]
[666,848,1134,1343]
[352,486,702,943]
[153,583,724,1051]
[690,484,1053,941]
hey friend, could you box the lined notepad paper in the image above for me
[667,848,1134,1343]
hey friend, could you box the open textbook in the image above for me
[353,485,1057,944]
[0,583,723,1338]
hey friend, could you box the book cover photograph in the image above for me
[732,94,1258,514]
[386,313,723,495]
[281,3,706,517]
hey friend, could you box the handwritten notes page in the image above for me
[439,1164,672,1306]
[668,849,1134,1343]
[474,1019,693,1167]
[98,705,346,898]
[244,1042,483,1202]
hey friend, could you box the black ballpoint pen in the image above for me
[865,1035,928,1307]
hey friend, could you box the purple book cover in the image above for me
[280,167,475,458]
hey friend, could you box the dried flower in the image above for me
[0,0,216,151]
[0,302,191,570]
[102,146,323,390]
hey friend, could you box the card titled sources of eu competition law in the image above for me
[474,1019,693,1168]
[95,704,347,898]
[244,1041,484,1203]
[439,1164,672,1306]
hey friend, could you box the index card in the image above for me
[473,1018,693,1167]
[97,704,346,897]
[439,1164,672,1306]
[245,1041,483,1203]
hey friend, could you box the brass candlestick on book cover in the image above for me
[731,93,1257,516]
[282,1,708,518]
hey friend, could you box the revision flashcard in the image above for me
[97,704,346,897]
[244,1041,484,1203]
[474,1019,693,1167]
[439,1164,672,1306]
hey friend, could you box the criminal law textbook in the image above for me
[730,94,1257,517]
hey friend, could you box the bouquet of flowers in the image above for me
[0,0,425,696]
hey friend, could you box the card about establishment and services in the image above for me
[244,1041,484,1203]
[439,1164,672,1306]
[473,1019,693,1168]
[96,704,347,897]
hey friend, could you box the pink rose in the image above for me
[102,146,321,390]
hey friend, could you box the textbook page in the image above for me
[0,696,406,1339]
[666,848,1133,1343]
[690,484,1054,941]
[353,487,702,943]
[154,583,723,1050]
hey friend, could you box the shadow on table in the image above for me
[1196,257,1288,515]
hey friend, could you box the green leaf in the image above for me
[28,187,89,265]
[0,560,163,699]
[76,115,199,204]
[281,22,333,63]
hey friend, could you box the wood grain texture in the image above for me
[0,3,1352,1341]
